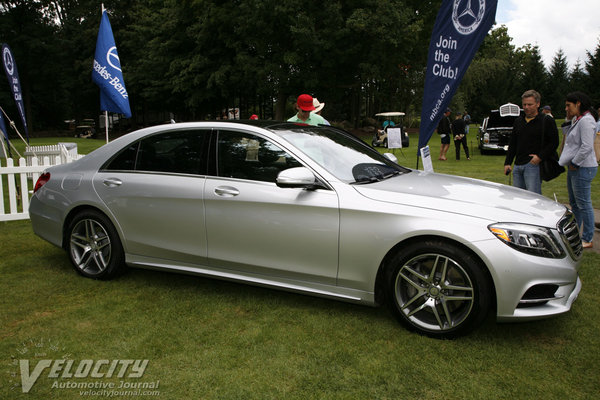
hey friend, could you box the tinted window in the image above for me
[217,130,301,182]
[104,130,209,175]
[106,142,138,171]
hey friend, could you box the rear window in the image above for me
[103,130,210,175]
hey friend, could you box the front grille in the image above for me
[558,211,582,259]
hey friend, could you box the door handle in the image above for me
[103,178,123,187]
[214,186,239,197]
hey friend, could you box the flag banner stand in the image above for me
[2,44,29,142]
[417,0,497,158]
[92,6,131,143]
[105,111,109,143]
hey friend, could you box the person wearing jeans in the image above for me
[511,162,542,194]
[559,91,598,248]
[504,90,559,194]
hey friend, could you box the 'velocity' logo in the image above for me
[452,0,486,35]
[8,337,154,394]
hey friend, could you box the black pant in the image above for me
[454,136,469,160]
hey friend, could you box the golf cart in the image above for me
[74,119,97,139]
[372,112,409,148]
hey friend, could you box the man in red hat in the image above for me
[287,94,326,126]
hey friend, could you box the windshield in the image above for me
[275,125,410,184]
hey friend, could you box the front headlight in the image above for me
[488,223,565,258]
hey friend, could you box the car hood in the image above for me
[353,170,566,226]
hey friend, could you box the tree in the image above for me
[458,25,519,121]
[515,44,547,98]
[0,0,65,132]
[546,49,570,118]
[5,1,600,133]
[584,39,600,105]
[569,60,586,94]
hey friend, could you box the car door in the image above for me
[93,129,210,265]
[204,129,340,285]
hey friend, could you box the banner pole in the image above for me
[105,111,109,143]
[0,131,9,160]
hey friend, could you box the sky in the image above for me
[494,0,600,70]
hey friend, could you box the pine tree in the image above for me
[547,49,570,118]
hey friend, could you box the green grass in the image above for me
[6,136,108,159]
[1,220,599,399]
[1,134,599,399]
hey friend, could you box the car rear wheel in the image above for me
[385,240,491,338]
[67,210,125,280]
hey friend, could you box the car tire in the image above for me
[66,210,125,280]
[384,239,491,338]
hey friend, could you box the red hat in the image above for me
[249,114,258,120]
[297,94,316,111]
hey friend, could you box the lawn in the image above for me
[1,132,599,399]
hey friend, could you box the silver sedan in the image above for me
[29,121,582,338]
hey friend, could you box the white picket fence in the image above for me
[24,142,80,169]
[1,144,84,221]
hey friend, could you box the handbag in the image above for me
[539,115,565,182]
[540,155,564,181]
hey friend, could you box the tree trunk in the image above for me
[275,92,288,121]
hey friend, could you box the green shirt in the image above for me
[287,113,326,126]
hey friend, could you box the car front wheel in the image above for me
[385,240,491,338]
[66,210,125,280]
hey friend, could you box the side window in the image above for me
[105,142,138,171]
[104,130,209,175]
[217,130,301,182]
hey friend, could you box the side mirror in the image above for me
[276,167,325,189]
[383,153,398,164]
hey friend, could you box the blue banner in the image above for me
[0,110,8,157]
[2,44,28,140]
[417,0,497,152]
[92,10,132,118]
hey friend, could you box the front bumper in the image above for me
[473,237,581,322]
[479,142,509,151]
[497,277,581,321]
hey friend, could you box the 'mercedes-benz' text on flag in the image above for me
[418,0,497,151]
[2,44,28,138]
[92,10,131,118]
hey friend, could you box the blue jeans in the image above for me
[512,163,541,194]
[567,166,597,242]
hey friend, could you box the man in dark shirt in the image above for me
[503,89,559,194]
[451,112,470,160]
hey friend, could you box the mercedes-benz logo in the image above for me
[452,0,486,35]
[106,46,121,72]
[3,47,14,76]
